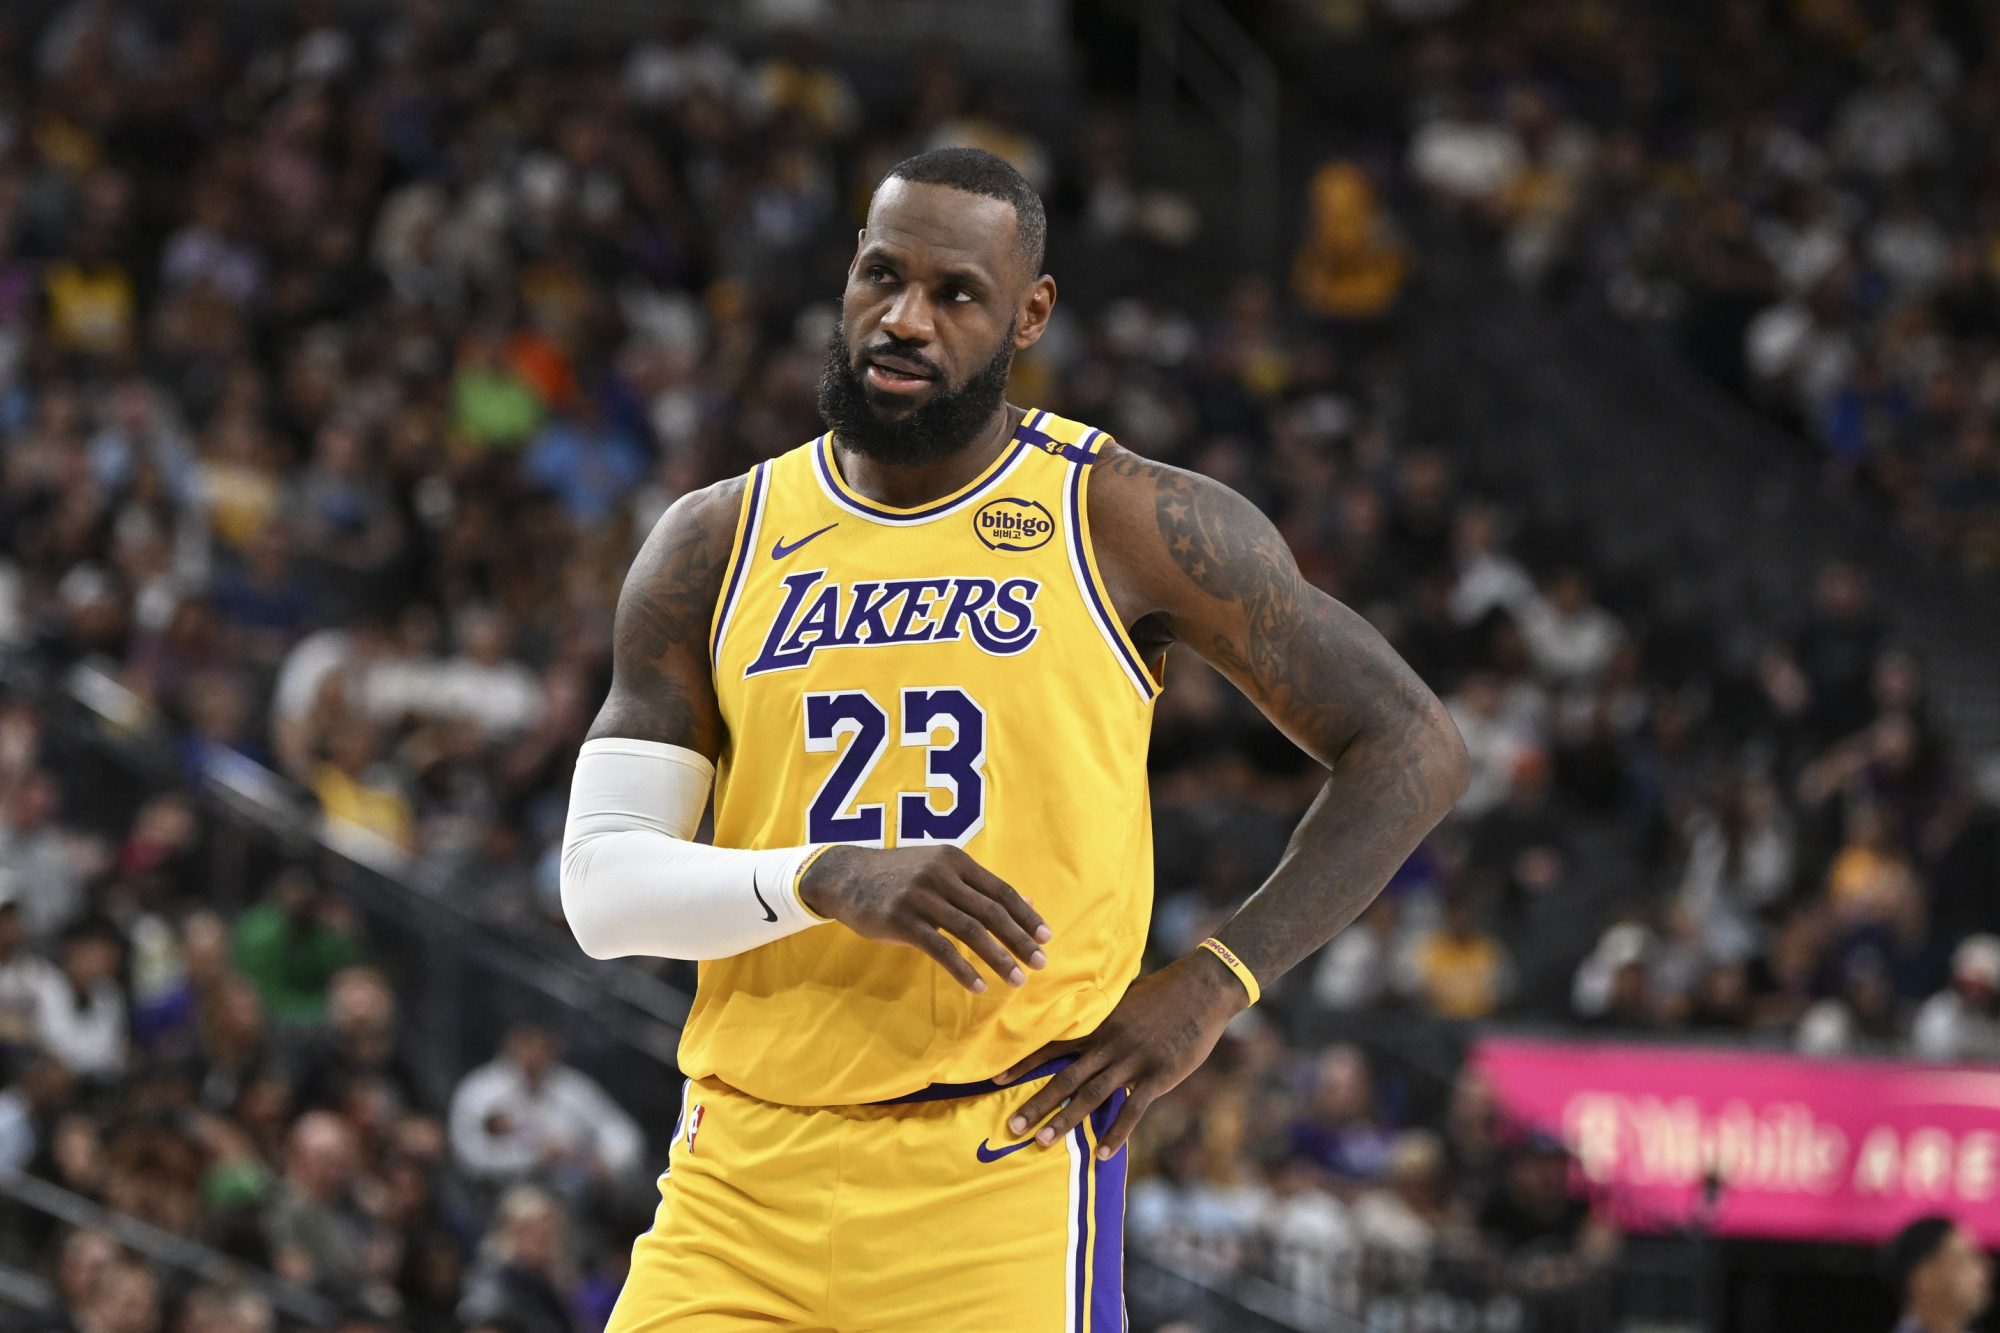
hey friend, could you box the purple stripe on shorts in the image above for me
[1071,1124,1091,1332]
[1089,1090,1129,1331]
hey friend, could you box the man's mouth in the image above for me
[863,352,936,393]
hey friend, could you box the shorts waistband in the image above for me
[869,1056,1074,1106]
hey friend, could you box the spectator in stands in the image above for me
[1289,161,1409,328]
[1477,1135,1619,1303]
[261,1111,385,1310]
[1312,895,1401,1012]
[1406,890,1513,1020]
[455,1184,578,1333]
[0,878,63,1074]
[73,1255,160,1333]
[0,770,95,942]
[1287,1044,1397,1186]
[1881,1215,1991,1333]
[447,1025,643,1205]
[229,870,360,1028]
[1911,935,2000,1062]
[1517,569,1622,690]
[1352,1130,1466,1259]
[1573,923,1663,1030]
[290,965,425,1116]
[1797,943,1905,1054]
[34,916,128,1084]
[0,1055,74,1173]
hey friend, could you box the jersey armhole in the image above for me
[708,461,770,679]
[1066,434,1164,703]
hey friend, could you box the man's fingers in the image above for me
[957,856,1051,945]
[1007,1051,1103,1138]
[988,1032,1080,1088]
[931,904,1027,987]
[1092,1086,1153,1160]
[909,927,986,993]
[1033,1068,1126,1146]
[993,1040,1076,1086]
[943,878,1046,970]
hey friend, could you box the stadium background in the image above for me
[1,0,1999,1329]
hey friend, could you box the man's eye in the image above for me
[866,266,894,283]
[942,287,972,303]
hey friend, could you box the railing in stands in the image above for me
[0,1169,335,1326]
[1139,0,1282,274]
[7,652,693,1142]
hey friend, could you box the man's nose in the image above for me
[877,285,934,345]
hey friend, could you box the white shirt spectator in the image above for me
[1832,79,1949,179]
[1517,589,1622,688]
[1313,919,1392,1012]
[449,1046,644,1185]
[1265,1186,1358,1308]
[1911,936,2000,1062]
[1409,115,1525,206]
[1449,548,1535,627]
[624,28,743,107]
[32,968,127,1079]
[1912,990,2000,1063]
[1868,208,1951,296]
[1445,680,1533,818]
[0,945,62,1051]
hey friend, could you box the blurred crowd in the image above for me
[1378,0,2000,579]
[0,0,1996,1328]
[0,691,656,1333]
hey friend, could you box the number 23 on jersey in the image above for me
[804,687,986,847]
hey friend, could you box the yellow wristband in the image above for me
[791,845,835,922]
[1197,936,1260,1007]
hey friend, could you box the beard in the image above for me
[817,322,1016,467]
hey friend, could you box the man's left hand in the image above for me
[994,948,1250,1160]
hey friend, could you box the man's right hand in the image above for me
[798,845,1051,992]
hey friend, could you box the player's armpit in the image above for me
[586,473,748,758]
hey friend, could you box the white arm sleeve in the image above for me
[560,737,831,961]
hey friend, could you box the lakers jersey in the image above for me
[678,410,1161,1107]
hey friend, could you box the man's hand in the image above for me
[799,845,1051,993]
[994,949,1249,1160]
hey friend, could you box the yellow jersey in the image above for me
[680,410,1161,1106]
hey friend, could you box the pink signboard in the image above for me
[1472,1037,2000,1245]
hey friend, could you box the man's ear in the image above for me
[1012,274,1058,351]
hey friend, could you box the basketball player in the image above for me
[562,148,1470,1330]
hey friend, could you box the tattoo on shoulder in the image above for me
[587,474,747,748]
[1105,447,1308,678]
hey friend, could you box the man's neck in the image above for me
[831,405,1020,510]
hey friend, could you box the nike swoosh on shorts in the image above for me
[975,1137,1035,1163]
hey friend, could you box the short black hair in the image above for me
[877,147,1047,276]
[1882,1214,1957,1299]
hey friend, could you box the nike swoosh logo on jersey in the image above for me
[770,523,838,560]
[975,1137,1035,1163]
[751,870,778,923]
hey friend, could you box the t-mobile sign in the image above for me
[1473,1037,2000,1244]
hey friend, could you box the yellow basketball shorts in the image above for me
[606,1059,1129,1332]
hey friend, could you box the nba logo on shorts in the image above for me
[684,1104,705,1155]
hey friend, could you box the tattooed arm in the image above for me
[1093,442,1470,981]
[585,476,746,754]
[999,443,1468,1155]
